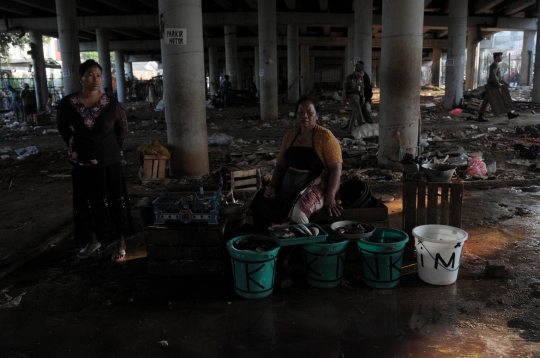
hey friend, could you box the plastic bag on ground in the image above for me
[351,123,379,140]
[14,146,39,158]
[208,133,234,146]
[448,108,463,115]
[333,92,342,101]
[155,99,165,111]
[463,155,487,176]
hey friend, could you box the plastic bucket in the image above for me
[357,228,409,288]
[226,235,280,299]
[412,225,468,285]
[302,239,349,288]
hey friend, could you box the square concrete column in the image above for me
[125,62,133,81]
[354,0,373,76]
[96,28,113,92]
[258,0,278,120]
[287,25,300,103]
[465,28,479,90]
[521,30,536,86]
[300,45,310,95]
[55,0,81,94]
[29,30,48,111]
[431,47,442,87]
[254,46,260,97]
[237,56,244,89]
[378,0,424,169]
[115,50,126,102]
[208,47,219,95]
[159,0,209,178]
[347,25,354,73]
[224,25,240,89]
[443,0,467,110]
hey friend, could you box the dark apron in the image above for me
[251,128,324,231]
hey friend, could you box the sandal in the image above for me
[111,249,126,262]
[77,242,101,259]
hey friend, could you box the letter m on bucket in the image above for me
[434,252,456,269]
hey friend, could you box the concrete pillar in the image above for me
[347,25,354,74]
[300,45,310,95]
[55,0,81,95]
[431,47,442,86]
[254,46,260,97]
[465,28,479,90]
[237,56,244,89]
[159,0,209,178]
[224,25,240,89]
[378,0,424,168]
[29,30,48,112]
[115,50,126,102]
[287,25,299,103]
[125,62,133,81]
[96,28,112,92]
[258,0,278,120]
[354,0,373,76]
[208,47,218,95]
[533,21,540,100]
[443,0,467,110]
[521,30,536,86]
[310,56,315,90]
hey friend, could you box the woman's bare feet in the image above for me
[77,241,101,259]
[111,238,126,262]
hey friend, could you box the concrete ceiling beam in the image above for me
[214,0,233,10]
[244,0,257,10]
[2,13,538,33]
[76,0,99,13]
[474,0,505,14]
[0,1,33,16]
[136,0,158,10]
[319,0,329,11]
[15,0,56,14]
[283,0,296,10]
[113,29,144,39]
[503,0,535,16]
[424,0,432,7]
[436,29,448,38]
[95,0,132,12]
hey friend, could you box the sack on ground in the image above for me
[462,155,487,176]
[352,123,379,140]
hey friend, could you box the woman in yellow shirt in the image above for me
[251,96,343,232]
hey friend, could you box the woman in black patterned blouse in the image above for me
[57,60,132,262]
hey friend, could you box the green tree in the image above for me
[80,51,116,68]
[0,33,30,63]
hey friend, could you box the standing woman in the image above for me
[250,96,343,232]
[57,59,132,261]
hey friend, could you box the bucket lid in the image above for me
[412,225,468,245]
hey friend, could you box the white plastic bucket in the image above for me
[412,225,468,285]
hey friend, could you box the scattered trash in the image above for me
[463,155,487,177]
[156,340,169,346]
[208,133,234,146]
[351,123,379,140]
[14,146,39,159]
[448,108,463,114]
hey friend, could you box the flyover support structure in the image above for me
[224,25,240,89]
[55,0,81,95]
[521,30,536,86]
[208,47,218,96]
[258,0,278,120]
[465,27,479,90]
[29,30,48,112]
[159,0,209,178]
[115,50,126,102]
[378,0,423,168]
[287,24,299,103]
[300,45,310,95]
[96,28,113,92]
[354,0,373,76]
[443,0,467,110]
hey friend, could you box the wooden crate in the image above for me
[486,84,514,116]
[145,221,227,276]
[310,196,388,223]
[467,98,482,111]
[402,182,463,259]
[139,154,167,184]
[222,164,261,193]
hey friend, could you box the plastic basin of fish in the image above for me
[330,220,375,241]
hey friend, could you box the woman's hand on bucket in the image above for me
[324,196,343,217]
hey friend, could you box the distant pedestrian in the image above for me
[341,62,366,133]
[8,85,22,121]
[21,83,36,123]
[220,75,231,107]
[148,81,157,109]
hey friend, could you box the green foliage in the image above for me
[80,51,116,68]
[0,33,30,61]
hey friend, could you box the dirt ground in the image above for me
[1,89,540,357]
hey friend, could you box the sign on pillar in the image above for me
[165,28,187,45]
